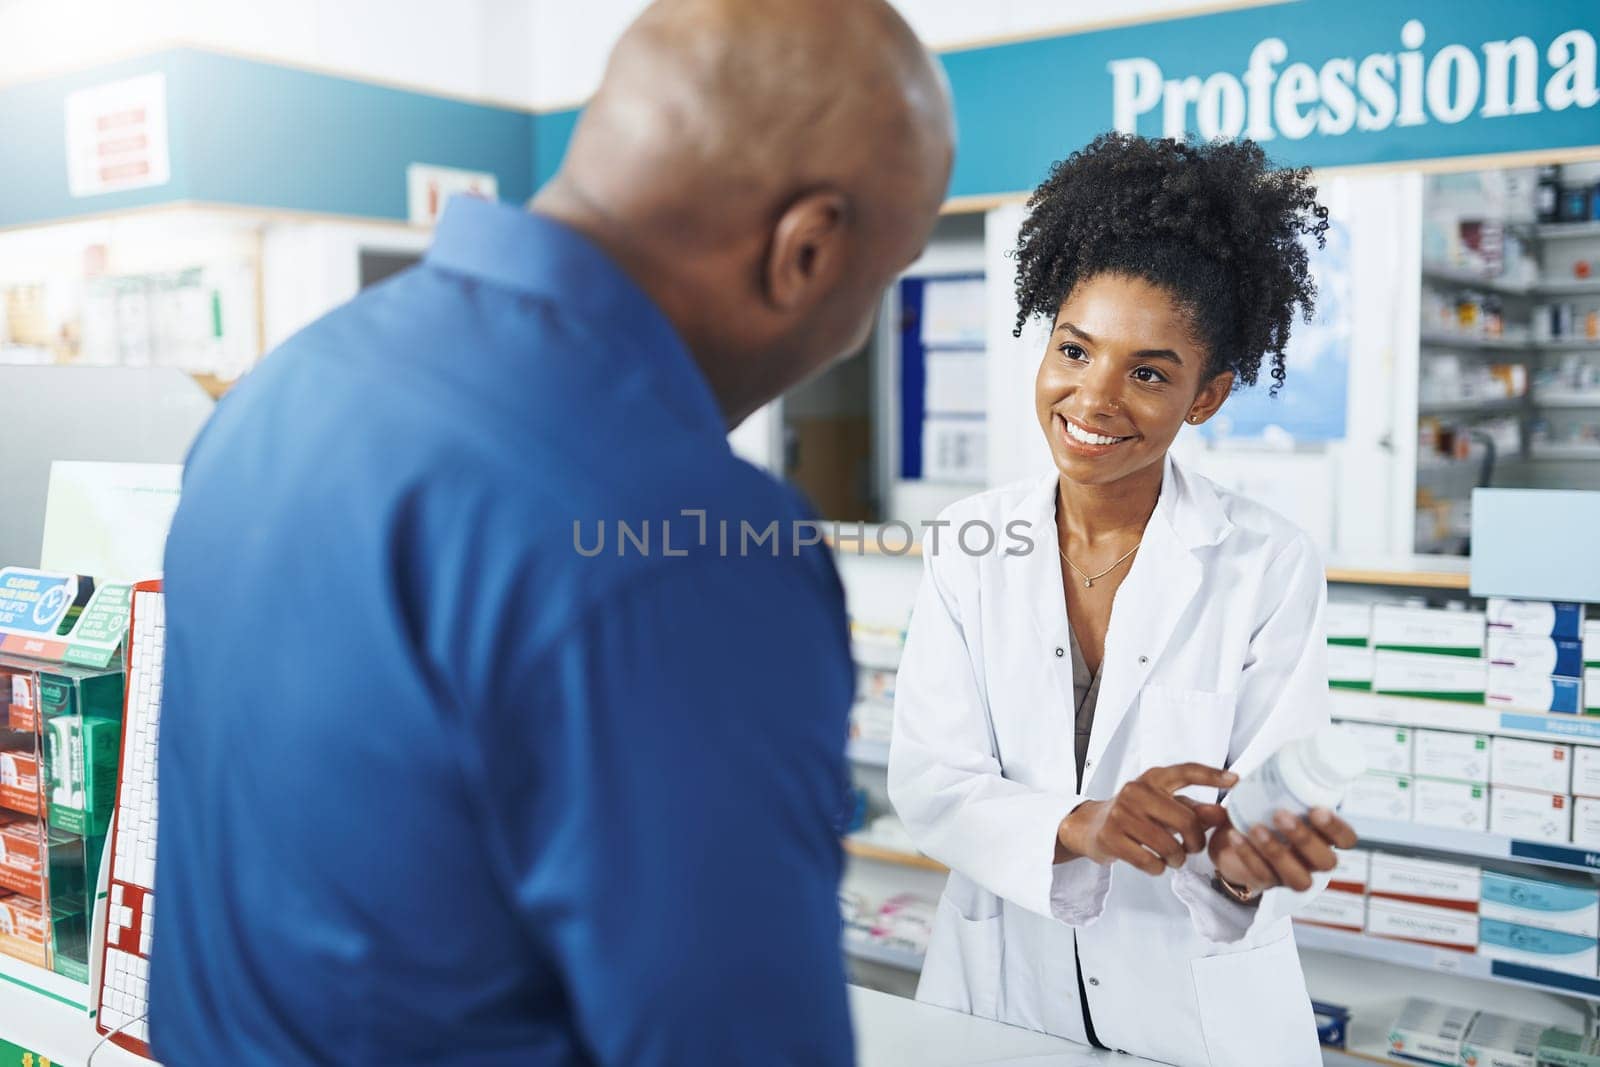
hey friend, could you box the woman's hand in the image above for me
[1209,807,1359,896]
[1057,763,1237,875]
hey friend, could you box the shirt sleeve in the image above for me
[889,537,1107,925]
[1170,532,1335,944]
[463,549,856,1066]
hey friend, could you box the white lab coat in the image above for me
[888,455,1332,1067]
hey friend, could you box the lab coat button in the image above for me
[1138,655,1149,665]
[1055,647,1064,657]
[1088,977,1100,986]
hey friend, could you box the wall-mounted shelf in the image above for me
[1418,397,1525,415]
[1537,393,1600,408]
[1538,279,1600,297]
[1295,924,1600,1003]
[1324,556,1472,590]
[1537,222,1600,241]
[1537,340,1600,353]
[1529,443,1600,461]
[1422,265,1534,297]
[1420,332,1533,352]
[844,838,948,873]
[844,936,925,973]
[1331,690,1600,748]
[1348,816,1600,876]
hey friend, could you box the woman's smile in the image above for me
[1054,412,1137,456]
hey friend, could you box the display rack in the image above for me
[844,838,948,873]
[1348,817,1600,876]
[844,938,925,973]
[1296,925,1600,1003]
[1329,689,1600,747]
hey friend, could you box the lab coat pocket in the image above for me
[1190,931,1319,1067]
[916,895,1004,1022]
[1138,686,1235,802]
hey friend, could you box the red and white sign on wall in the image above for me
[65,72,172,198]
[407,163,499,226]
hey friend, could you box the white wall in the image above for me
[0,0,536,104]
[525,0,1261,109]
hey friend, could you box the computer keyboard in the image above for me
[95,582,164,1057]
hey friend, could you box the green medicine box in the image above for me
[38,667,123,837]
[1539,1026,1600,1067]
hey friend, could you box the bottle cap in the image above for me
[1301,725,1368,789]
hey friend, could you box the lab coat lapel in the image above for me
[1081,458,1225,786]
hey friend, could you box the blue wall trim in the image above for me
[3,0,1597,229]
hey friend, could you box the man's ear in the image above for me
[1186,371,1235,425]
[762,189,850,312]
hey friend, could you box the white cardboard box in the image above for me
[1366,895,1479,949]
[1572,746,1600,800]
[1490,787,1572,844]
[1486,668,1583,714]
[1373,650,1488,701]
[1488,632,1585,679]
[1491,736,1573,794]
[1373,604,1487,656]
[1573,796,1600,849]
[1413,729,1489,782]
[1329,847,1371,894]
[1343,772,1413,822]
[1326,602,1372,646]
[1461,1011,1547,1067]
[1369,852,1481,909]
[1327,645,1375,690]
[1587,668,1600,715]
[1487,598,1583,640]
[1337,721,1412,775]
[1388,998,1473,1067]
[1414,776,1489,831]
[1294,888,1365,932]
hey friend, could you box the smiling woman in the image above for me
[887,134,1355,1067]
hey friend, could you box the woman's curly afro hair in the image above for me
[1012,133,1330,395]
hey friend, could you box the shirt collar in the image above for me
[424,196,727,440]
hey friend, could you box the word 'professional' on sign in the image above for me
[1110,19,1599,142]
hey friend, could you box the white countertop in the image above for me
[2,967,1158,1067]
[851,985,1165,1066]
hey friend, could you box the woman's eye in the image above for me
[1133,366,1168,384]
[1058,343,1088,362]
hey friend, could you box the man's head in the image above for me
[535,0,954,428]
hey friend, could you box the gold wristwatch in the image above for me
[1212,873,1258,904]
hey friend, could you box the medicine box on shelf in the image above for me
[1369,853,1481,910]
[1328,646,1375,691]
[1415,777,1488,832]
[1374,605,1486,657]
[1478,918,1598,977]
[1489,787,1572,843]
[1414,729,1489,782]
[1486,668,1582,714]
[1387,998,1473,1066]
[1366,896,1480,950]
[1575,797,1600,850]
[1343,772,1413,821]
[1487,598,1583,641]
[1491,737,1573,794]
[1374,650,1488,702]
[1488,634,1585,679]
[1463,1012,1547,1067]
[1326,602,1372,647]
[1480,871,1599,938]
[1338,721,1412,773]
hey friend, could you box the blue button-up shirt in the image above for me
[151,197,856,1065]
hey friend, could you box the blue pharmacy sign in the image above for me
[0,568,76,636]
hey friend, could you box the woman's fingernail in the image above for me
[1274,811,1297,832]
[1251,827,1271,846]
[1310,808,1333,827]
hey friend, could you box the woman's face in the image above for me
[1035,272,1233,489]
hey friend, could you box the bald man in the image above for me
[150,0,953,1064]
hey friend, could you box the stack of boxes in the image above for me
[1293,847,1600,978]
[1587,619,1600,716]
[1487,598,1586,714]
[1372,602,1488,704]
[0,658,122,982]
[1490,737,1573,843]
[1387,999,1600,1067]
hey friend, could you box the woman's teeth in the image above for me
[1064,419,1129,447]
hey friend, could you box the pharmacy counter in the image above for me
[851,985,1164,1065]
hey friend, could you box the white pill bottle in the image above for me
[1228,725,1368,833]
